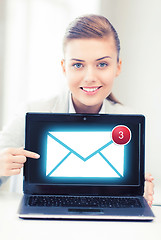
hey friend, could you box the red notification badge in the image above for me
[112,125,131,145]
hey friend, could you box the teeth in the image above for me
[82,87,99,92]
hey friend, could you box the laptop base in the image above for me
[18,195,155,221]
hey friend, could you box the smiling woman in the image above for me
[0,13,154,206]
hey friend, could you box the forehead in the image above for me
[64,37,117,60]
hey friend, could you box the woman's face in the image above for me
[61,36,122,113]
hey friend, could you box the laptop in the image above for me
[18,113,155,220]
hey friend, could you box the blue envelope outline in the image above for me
[47,132,123,178]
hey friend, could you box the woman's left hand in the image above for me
[144,173,154,207]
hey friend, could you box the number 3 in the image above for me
[119,131,124,139]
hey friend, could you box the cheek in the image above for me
[65,70,74,82]
[100,71,115,85]
[66,70,83,85]
[66,74,79,91]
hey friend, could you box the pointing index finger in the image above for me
[22,149,40,159]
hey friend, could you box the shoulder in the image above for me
[26,88,70,113]
[104,99,137,114]
[0,89,70,150]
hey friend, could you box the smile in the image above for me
[80,86,102,94]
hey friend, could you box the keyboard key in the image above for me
[28,196,142,208]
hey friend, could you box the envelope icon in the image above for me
[46,131,124,178]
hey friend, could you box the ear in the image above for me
[115,59,122,77]
[61,59,66,75]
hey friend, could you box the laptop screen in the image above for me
[24,113,145,195]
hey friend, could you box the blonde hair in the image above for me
[63,14,120,62]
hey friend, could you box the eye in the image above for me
[97,62,108,68]
[72,63,83,69]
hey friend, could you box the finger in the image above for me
[144,182,154,205]
[145,173,154,182]
[10,148,40,159]
[147,195,154,202]
[9,169,21,176]
[11,155,27,164]
[144,193,154,206]
[4,168,21,176]
[4,162,24,175]
[146,179,154,192]
[145,176,154,182]
[148,182,154,195]
[11,162,24,169]
[21,149,40,159]
[148,201,153,207]
[144,181,154,196]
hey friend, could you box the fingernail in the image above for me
[34,154,40,158]
[148,201,152,207]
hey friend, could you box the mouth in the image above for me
[80,86,102,95]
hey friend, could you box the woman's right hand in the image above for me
[0,147,40,177]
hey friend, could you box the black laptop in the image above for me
[18,113,155,220]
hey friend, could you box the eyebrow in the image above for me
[70,58,85,62]
[70,56,111,62]
[96,56,112,61]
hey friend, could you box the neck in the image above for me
[72,99,102,114]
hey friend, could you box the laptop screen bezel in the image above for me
[24,113,145,196]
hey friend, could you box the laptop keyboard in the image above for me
[28,196,142,208]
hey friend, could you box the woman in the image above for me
[0,14,154,205]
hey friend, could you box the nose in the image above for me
[84,66,97,83]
